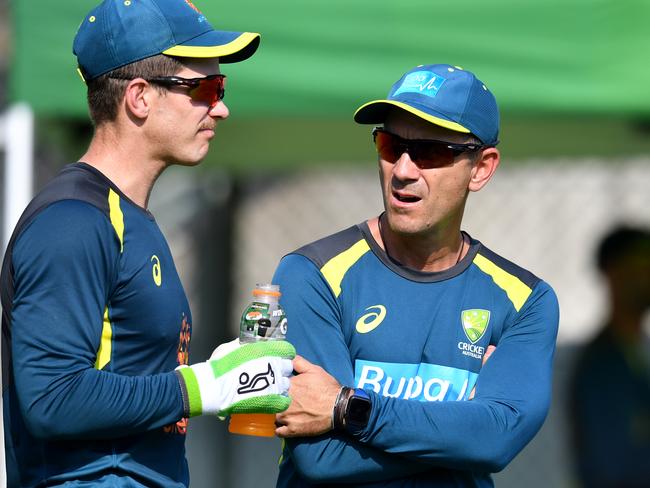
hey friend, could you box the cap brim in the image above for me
[163,31,260,63]
[354,100,470,134]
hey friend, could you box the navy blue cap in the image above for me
[73,0,260,82]
[354,64,499,146]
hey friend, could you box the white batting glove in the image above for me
[176,339,295,418]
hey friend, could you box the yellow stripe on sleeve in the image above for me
[95,307,113,370]
[473,254,532,312]
[320,240,370,297]
[108,188,124,252]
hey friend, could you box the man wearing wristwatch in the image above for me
[272,64,559,487]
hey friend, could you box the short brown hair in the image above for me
[86,54,186,126]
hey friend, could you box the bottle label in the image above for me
[240,301,287,343]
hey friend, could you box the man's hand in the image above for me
[176,339,295,418]
[469,344,496,400]
[275,355,341,438]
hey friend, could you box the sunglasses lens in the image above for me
[189,76,226,106]
[374,130,455,169]
[411,143,455,169]
[374,130,401,163]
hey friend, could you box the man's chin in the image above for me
[385,212,427,236]
[172,158,205,167]
[172,148,210,167]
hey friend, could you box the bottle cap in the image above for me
[252,283,281,297]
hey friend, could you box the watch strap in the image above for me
[332,386,353,431]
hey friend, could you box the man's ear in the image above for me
[468,147,500,192]
[123,79,151,120]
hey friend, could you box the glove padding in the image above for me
[176,339,295,418]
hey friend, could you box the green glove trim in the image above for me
[219,394,292,417]
[210,341,296,378]
[177,367,203,417]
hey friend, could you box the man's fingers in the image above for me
[280,358,294,376]
[482,345,496,366]
[469,345,496,400]
[291,354,314,374]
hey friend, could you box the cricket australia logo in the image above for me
[457,309,490,359]
[462,309,490,343]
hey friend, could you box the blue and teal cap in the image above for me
[73,0,260,82]
[354,64,499,146]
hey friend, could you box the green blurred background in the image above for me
[7,0,650,169]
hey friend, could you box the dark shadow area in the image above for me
[184,179,239,487]
[567,225,650,488]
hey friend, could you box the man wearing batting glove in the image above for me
[0,1,295,487]
[177,340,295,418]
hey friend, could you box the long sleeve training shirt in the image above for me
[1,163,191,487]
[273,222,559,487]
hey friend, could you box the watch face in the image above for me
[347,396,371,426]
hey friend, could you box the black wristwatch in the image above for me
[345,388,371,429]
[333,387,372,431]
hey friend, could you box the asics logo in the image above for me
[237,363,275,394]
[356,305,387,333]
[151,255,162,287]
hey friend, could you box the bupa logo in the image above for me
[355,359,478,402]
[392,71,446,98]
[457,309,490,359]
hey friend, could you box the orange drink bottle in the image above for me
[228,284,288,437]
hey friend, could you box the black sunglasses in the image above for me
[109,74,226,107]
[372,127,485,169]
